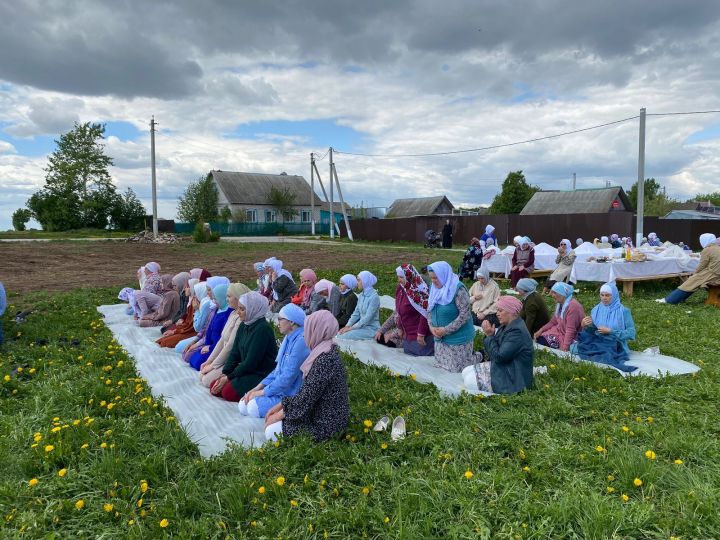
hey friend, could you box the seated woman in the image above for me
[267,259,298,313]
[238,304,310,418]
[118,287,135,316]
[544,239,576,293]
[336,271,380,340]
[210,292,278,402]
[427,261,476,372]
[187,283,233,370]
[462,296,534,394]
[595,236,611,249]
[336,274,359,327]
[173,280,218,354]
[510,237,535,287]
[198,283,250,387]
[663,233,720,304]
[138,274,181,328]
[253,262,267,293]
[264,310,349,443]
[609,234,623,248]
[534,282,585,351]
[459,238,483,280]
[515,278,550,336]
[307,279,341,317]
[647,232,662,247]
[572,282,637,372]
[375,264,434,356]
[157,279,199,348]
[469,266,500,326]
[480,224,497,246]
[133,262,164,318]
[160,272,191,332]
[291,269,317,311]
[260,258,276,299]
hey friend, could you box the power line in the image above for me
[647,109,720,117]
[334,115,640,158]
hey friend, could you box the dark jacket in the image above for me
[483,317,534,394]
[271,275,298,312]
[520,291,550,336]
[282,345,349,442]
[336,292,358,328]
[222,318,278,396]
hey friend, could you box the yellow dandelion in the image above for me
[621,494,629,502]
[100,442,107,449]
[250,521,257,527]
[44,445,55,453]
[258,486,266,494]
[28,478,38,487]
[362,486,370,495]
[276,476,286,486]
[103,503,114,513]
[75,499,85,510]
[646,416,654,423]
[595,445,606,453]
[381,443,388,450]
[290,499,298,507]
[633,478,643,487]
[3,375,11,382]
[128,519,135,526]
[51,426,61,433]
[58,469,67,477]
[140,480,149,493]
[464,470,474,480]
[522,466,530,472]
[81,443,89,449]
[137,498,143,508]
[606,486,615,493]
[384,516,390,524]
[645,450,656,460]
[622,426,629,432]
[363,419,372,428]
[607,474,615,481]
[674,459,684,465]
[159,518,169,528]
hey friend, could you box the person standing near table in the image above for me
[442,219,454,249]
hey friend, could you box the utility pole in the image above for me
[150,116,158,238]
[329,147,335,239]
[310,153,315,235]
[572,172,576,190]
[635,107,646,247]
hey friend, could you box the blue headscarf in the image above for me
[551,282,574,317]
[212,284,230,313]
[591,282,625,330]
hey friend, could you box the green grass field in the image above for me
[1,251,719,539]
[0,229,134,240]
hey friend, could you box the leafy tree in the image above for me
[219,206,232,222]
[266,186,298,224]
[110,188,147,230]
[176,174,219,223]
[627,178,678,216]
[11,208,33,231]
[694,191,720,206]
[627,178,661,211]
[488,171,539,214]
[27,188,83,231]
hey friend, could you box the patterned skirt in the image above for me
[433,341,475,373]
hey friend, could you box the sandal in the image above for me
[391,416,406,441]
[373,416,390,431]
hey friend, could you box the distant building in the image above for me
[386,196,455,218]
[209,170,347,224]
[520,187,632,215]
[664,200,720,219]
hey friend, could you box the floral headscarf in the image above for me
[397,263,429,317]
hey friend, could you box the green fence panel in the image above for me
[174,222,330,236]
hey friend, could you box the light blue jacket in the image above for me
[347,288,380,331]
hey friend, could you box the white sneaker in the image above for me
[391,416,406,441]
[654,298,666,303]
[373,416,390,432]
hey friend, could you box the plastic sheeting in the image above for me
[97,304,266,458]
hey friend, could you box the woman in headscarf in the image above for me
[180,276,229,356]
[138,275,181,328]
[189,268,203,280]
[142,262,163,293]
[198,283,251,387]
[260,258,276,299]
[515,278,550,336]
[156,279,200,348]
[336,270,380,340]
[253,262,267,293]
[544,239,576,293]
[510,236,535,287]
[336,274,359,327]
[264,310,349,443]
[462,295,534,394]
[267,259,298,313]
[375,264,434,356]
[595,236,611,249]
[469,266,500,326]
[442,219,453,249]
[160,272,191,331]
[187,283,233,370]
[575,238,584,247]
[481,238,498,261]
[426,261,476,372]
[647,232,662,247]
[211,292,278,402]
[609,234,622,248]
[459,237,484,279]
[307,279,341,317]
[118,287,135,316]
[173,281,214,354]
[291,269,318,310]
[238,303,310,418]
[573,282,637,372]
[662,233,720,304]
[480,224,497,246]
[534,282,585,351]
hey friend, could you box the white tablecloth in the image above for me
[483,251,557,277]
[571,258,700,283]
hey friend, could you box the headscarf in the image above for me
[591,282,625,330]
[485,238,495,247]
[610,234,619,242]
[118,287,134,302]
[206,276,230,289]
[267,259,294,282]
[314,279,336,296]
[228,283,251,299]
[699,233,717,248]
[199,269,211,281]
[470,237,481,247]
[600,236,609,243]
[254,262,265,273]
[279,303,306,327]
[496,296,523,315]
[648,232,657,240]
[239,292,269,325]
[187,278,199,297]
[339,274,357,294]
[551,282,575,318]
[515,278,538,294]
[160,274,175,292]
[193,282,209,302]
[189,268,203,279]
[520,236,531,248]
[172,272,191,293]
[212,283,230,312]
[300,310,339,378]
[576,238,583,246]
[485,224,495,234]
[263,257,277,268]
[299,268,318,303]
[559,239,573,253]
[427,260,460,312]
[357,270,377,291]
[398,263,429,317]
[513,235,522,245]
[145,262,161,274]
[475,265,492,284]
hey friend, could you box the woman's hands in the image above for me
[264,403,285,428]
[210,375,228,395]
[481,319,496,337]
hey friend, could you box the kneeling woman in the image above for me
[337,271,380,340]
[187,283,232,370]
[462,296,534,394]
[210,292,278,402]
[264,310,349,442]
[534,282,584,351]
[572,282,637,372]
[238,304,310,418]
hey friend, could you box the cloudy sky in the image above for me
[2,0,720,230]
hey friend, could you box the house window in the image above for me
[246,209,257,223]
[265,210,276,223]
[301,210,311,223]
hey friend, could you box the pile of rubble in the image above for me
[124,230,183,244]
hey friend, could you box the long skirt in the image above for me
[433,341,475,373]
[510,268,530,287]
[462,361,492,393]
[574,332,637,373]
[403,336,435,356]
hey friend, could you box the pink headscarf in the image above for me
[300,310,339,378]
[314,279,335,296]
[495,295,523,315]
[189,268,203,279]
[299,269,318,304]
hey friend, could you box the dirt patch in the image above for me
[0,240,451,294]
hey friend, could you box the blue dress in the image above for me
[571,307,636,372]
[336,289,380,340]
[188,309,231,370]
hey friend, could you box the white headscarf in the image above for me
[239,291,269,324]
[357,270,377,291]
[339,274,357,294]
[427,261,460,312]
[267,259,294,282]
[485,224,495,234]
[600,236,609,243]
[700,233,717,248]
[193,282,209,302]
[560,238,573,253]
[575,238,583,246]
[513,235,522,245]
[187,278,199,297]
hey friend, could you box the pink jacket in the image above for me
[538,298,585,351]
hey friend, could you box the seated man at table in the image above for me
[661,233,720,304]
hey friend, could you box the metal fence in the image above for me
[174,222,330,236]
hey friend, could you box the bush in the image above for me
[192,222,220,243]
[11,208,33,231]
